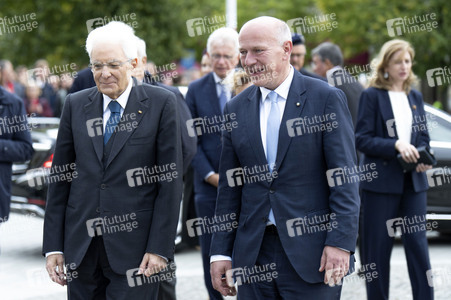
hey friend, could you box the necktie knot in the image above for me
[267,91,278,104]
[108,100,121,114]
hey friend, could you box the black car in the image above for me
[10,117,59,217]
[424,104,451,233]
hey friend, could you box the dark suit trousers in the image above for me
[194,194,223,300]
[361,173,433,300]
[67,237,159,300]
[237,226,342,300]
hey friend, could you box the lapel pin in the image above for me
[412,105,416,110]
[138,110,142,114]
[296,102,300,107]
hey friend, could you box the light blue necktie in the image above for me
[219,83,228,113]
[104,100,121,145]
[266,91,280,225]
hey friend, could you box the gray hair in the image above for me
[311,42,343,66]
[206,27,239,54]
[136,37,147,59]
[85,21,137,60]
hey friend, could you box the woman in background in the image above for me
[355,39,434,300]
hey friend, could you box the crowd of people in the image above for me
[0,15,437,300]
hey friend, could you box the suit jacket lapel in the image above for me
[276,72,307,169]
[378,89,397,138]
[407,91,419,143]
[84,89,104,165]
[105,79,147,169]
[245,87,267,166]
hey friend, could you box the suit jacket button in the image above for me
[96,207,100,213]
[270,189,275,194]
[100,184,106,189]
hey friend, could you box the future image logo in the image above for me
[386,13,438,37]
[427,167,451,187]
[287,14,338,35]
[186,15,226,37]
[426,67,451,87]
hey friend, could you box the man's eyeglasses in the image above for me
[89,59,132,71]
[210,54,234,61]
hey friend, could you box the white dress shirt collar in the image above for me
[259,66,294,103]
[212,72,223,84]
[102,77,133,113]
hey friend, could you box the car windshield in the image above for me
[427,111,451,142]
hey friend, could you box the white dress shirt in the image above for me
[259,66,294,157]
[102,77,133,131]
[388,91,412,143]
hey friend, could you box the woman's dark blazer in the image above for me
[355,87,430,194]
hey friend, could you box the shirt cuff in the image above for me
[210,255,232,263]
[157,254,168,262]
[337,247,350,253]
[204,171,215,181]
[45,251,63,257]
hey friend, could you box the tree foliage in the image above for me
[1,0,449,99]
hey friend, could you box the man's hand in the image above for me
[395,140,419,164]
[319,246,350,287]
[206,173,219,187]
[211,260,237,296]
[137,253,167,277]
[46,254,66,286]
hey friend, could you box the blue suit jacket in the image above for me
[210,71,360,283]
[355,87,430,194]
[186,72,222,199]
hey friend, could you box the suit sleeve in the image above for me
[42,95,75,254]
[185,85,216,179]
[355,89,398,159]
[174,90,197,174]
[0,98,33,163]
[209,104,241,257]
[146,93,183,260]
[323,89,360,253]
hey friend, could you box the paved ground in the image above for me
[1,213,451,299]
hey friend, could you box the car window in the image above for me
[427,111,451,142]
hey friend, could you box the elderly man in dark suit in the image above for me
[43,21,183,299]
[185,27,239,300]
[0,85,33,223]
[210,16,360,299]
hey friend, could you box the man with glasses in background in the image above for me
[43,21,182,299]
[290,33,325,81]
[185,27,239,300]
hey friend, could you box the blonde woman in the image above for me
[355,39,433,300]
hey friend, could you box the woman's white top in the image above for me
[388,90,412,143]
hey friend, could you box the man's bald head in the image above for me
[240,16,292,46]
[238,16,292,90]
